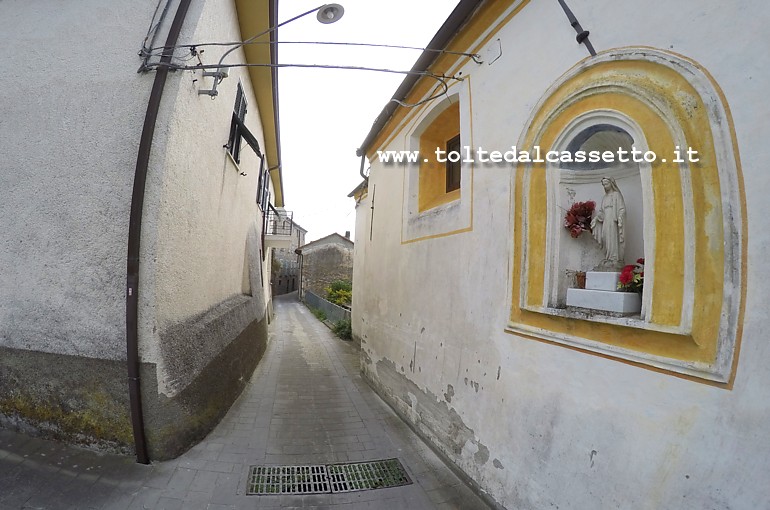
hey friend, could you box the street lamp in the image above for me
[199,3,345,97]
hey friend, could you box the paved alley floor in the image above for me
[0,296,490,510]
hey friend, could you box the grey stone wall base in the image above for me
[143,314,268,460]
[0,347,134,454]
[0,313,268,461]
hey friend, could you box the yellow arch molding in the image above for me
[508,48,745,385]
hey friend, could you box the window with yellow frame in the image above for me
[418,102,461,212]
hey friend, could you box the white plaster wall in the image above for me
[354,1,770,508]
[153,0,266,327]
[0,0,157,360]
[351,197,370,343]
[136,0,272,390]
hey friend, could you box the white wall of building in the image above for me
[137,0,274,395]
[0,0,277,456]
[354,1,770,508]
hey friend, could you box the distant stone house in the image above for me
[271,219,307,295]
[296,233,354,300]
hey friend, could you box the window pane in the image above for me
[446,134,461,192]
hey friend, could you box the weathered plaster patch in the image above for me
[361,347,372,366]
[528,397,562,463]
[444,384,455,403]
[371,358,490,464]
[474,442,490,465]
[407,392,420,423]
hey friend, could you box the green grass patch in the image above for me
[332,319,352,340]
[309,307,327,322]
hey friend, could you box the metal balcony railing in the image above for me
[266,207,293,236]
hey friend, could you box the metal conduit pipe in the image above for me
[126,0,193,464]
[359,153,367,180]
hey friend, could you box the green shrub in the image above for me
[326,280,352,306]
[332,319,352,340]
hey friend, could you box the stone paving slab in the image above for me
[0,295,490,510]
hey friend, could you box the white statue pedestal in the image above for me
[566,271,641,314]
[584,271,620,291]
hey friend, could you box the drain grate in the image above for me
[247,465,329,495]
[247,459,411,495]
[327,459,411,492]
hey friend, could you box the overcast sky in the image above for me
[277,0,460,242]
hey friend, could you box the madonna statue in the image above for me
[591,177,626,271]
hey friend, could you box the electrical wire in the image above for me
[149,60,459,83]
[140,46,201,61]
[139,0,172,60]
[142,60,460,108]
[141,38,468,107]
[216,5,323,70]
[253,40,481,62]
[147,40,482,63]
[391,78,449,108]
[144,60,457,107]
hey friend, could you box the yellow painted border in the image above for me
[401,226,474,245]
[398,77,476,245]
[234,0,283,206]
[418,103,461,212]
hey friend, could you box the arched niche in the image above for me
[545,113,648,317]
[507,48,745,383]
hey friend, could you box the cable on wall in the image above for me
[556,0,597,57]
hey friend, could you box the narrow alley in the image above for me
[0,295,489,510]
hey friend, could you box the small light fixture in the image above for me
[316,4,344,24]
[199,3,345,97]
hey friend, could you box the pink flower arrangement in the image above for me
[564,201,596,238]
[618,258,644,293]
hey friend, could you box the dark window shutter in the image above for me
[446,134,461,192]
[228,83,247,163]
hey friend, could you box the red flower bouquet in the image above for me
[618,258,644,293]
[564,201,596,238]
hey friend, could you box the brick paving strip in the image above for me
[0,294,490,510]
